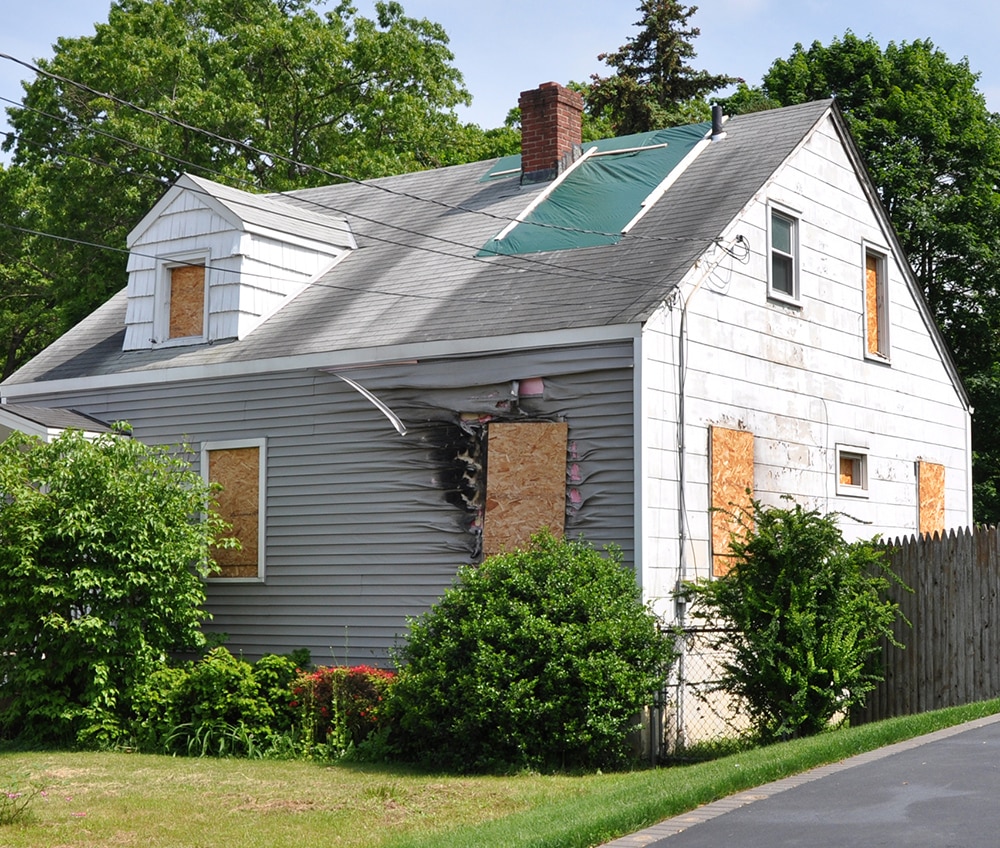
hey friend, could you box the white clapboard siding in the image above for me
[124,187,347,351]
[640,111,970,621]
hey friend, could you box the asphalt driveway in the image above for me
[605,713,1000,847]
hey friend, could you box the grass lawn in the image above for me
[2,698,998,848]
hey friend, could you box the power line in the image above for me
[0,107,693,295]
[0,52,725,247]
[0,127,670,302]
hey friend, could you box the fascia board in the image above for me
[0,323,641,400]
[0,407,49,438]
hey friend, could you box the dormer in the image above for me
[123,173,355,351]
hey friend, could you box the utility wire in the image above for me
[0,52,728,247]
[0,127,670,304]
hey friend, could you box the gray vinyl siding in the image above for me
[23,342,633,665]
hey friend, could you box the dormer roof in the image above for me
[122,173,355,351]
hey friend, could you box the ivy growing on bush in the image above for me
[0,427,233,745]
[390,531,674,772]
[681,498,907,742]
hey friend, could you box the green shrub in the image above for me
[293,665,396,757]
[131,648,301,755]
[390,531,675,772]
[0,428,233,745]
[681,498,907,742]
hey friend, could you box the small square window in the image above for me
[769,208,799,302]
[836,446,869,498]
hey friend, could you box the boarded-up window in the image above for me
[865,250,888,357]
[169,264,205,339]
[918,460,945,537]
[710,426,754,577]
[836,445,869,497]
[206,443,263,579]
[483,421,567,557]
[840,453,864,487]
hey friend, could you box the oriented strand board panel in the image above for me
[918,460,945,537]
[483,421,568,557]
[866,253,880,355]
[711,426,754,577]
[209,446,261,578]
[169,264,205,338]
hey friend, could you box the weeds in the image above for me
[0,771,43,826]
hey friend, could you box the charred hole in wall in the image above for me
[424,414,571,562]
[426,419,488,559]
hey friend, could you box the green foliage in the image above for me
[0,428,232,745]
[130,648,300,756]
[681,499,906,742]
[0,167,60,380]
[390,532,674,772]
[750,33,1000,522]
[587,1,734,134]
[293,665,396,759]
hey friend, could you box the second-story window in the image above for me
[865,248,890,360]
[769,207,799,303]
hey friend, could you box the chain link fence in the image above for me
[651,627,747,757]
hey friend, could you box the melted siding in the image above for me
[23,342,634,665]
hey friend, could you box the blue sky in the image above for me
[3,0,1000,153]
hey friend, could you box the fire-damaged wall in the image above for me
[27,341,635,665]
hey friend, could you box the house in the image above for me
[0,83,972,666]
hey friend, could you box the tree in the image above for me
[390,532,674,772]
[0,0,481,368]
[0,166,61,379]
[681,499,905,742]
[726,34,1000,523]
[587,1,734,134]
[0,427,233,745]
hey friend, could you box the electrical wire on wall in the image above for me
[669,232,749,751]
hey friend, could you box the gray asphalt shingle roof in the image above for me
[4,100,835,387]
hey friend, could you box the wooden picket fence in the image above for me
[852,525,1000,725]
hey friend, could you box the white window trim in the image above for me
[835,444,869,498]
[767,203,801,306]
[202,437,267,582]
[863,243,891,362]
[154,249,211,347]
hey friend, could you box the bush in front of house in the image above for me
[293,665,396,758]
[389,531,675,772]
[680,497,906,742]
[0,427,233,746]
[130,647,302,756]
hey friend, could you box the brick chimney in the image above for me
[518,82,584,183]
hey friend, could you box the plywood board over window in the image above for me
[206,442,264,579]
[865,250,888,358]
[918,460,945,537]
[710,426,754,577]
[169,263,205,339]
[483,421,568,557]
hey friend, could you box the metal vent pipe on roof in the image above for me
[711,103,726,141]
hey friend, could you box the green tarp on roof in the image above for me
[480,122,710,256]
